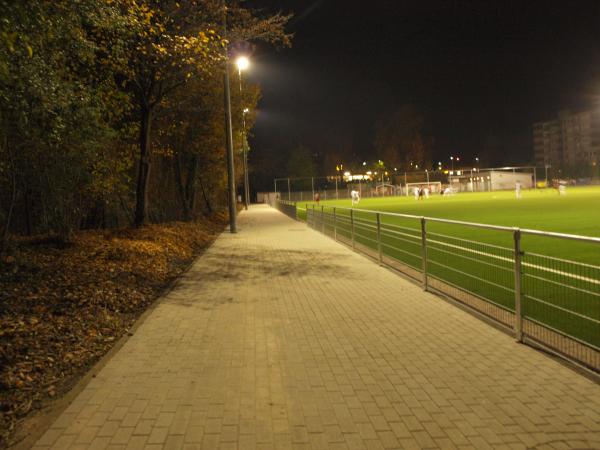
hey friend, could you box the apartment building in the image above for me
[533,109,599,170]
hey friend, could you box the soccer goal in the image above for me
[405,181,442,196]
[374,184,398,196]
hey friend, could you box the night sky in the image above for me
[245,0,600,184]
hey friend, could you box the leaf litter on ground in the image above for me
[0,214,226,447]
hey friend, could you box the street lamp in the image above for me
[236,56,250,210]
[222,9,237,233]
[450,156,454,171]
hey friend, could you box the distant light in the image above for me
[475,157,479,161]
[243,108,249,113]
[438,161,442,165]
[366,171,372,175]
[236,56,250,71]
[456,157,460,161]
[385,171,388,175]
[394,168,397,171]
[344,171,351,176]
[457,170,462,175]
[450,156,453,160]
[415,165,419,169]
[363,161,367,166]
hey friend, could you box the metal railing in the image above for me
[305,204,600,372]
[276,199,298,221]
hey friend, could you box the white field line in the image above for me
[425,237,600,288]
[312,212,600,288]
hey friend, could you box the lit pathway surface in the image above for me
[35,205,600,450]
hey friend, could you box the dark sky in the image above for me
[245,0,600,179]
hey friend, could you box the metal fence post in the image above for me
[376,213,382,265]
[421,217,428,291]
[351,209,355,250]
[321,205,325,233]
[312,204,316,229]
[514,228,523,342]
[333,207,337,241]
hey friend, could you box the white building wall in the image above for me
[489,171,533,190]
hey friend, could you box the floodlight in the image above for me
[236,56,250,71]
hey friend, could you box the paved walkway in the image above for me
[35,205,600,450]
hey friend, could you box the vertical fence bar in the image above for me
[351,209,355,249]
[333,207,337,241]
[321,205,325,233]
[421,217,428,291]
[287,178,291,201]
[376,212,382,265]
[514,228,523,342]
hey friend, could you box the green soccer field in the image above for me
[297,186,600,350]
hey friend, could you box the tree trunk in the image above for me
[185,155,198,218]
[134,105,152,227]
[174,151,191,221]
[0,140,16,256]
[198,176,212,214]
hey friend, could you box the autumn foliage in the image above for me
[0,217,226,446]
[0,0,291,446]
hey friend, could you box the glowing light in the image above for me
[366,171,372,175]
[344,171,351,176]
[243,108,249,113]
[236,56,250,71]
[363,161,367,166]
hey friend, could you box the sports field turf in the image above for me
[296,186,600,350]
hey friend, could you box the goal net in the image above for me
[374,184,398,196]
[405,181,442,196]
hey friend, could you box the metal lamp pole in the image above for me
[222,6,236,233]
[237,57,250,210]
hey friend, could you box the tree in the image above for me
[286,145,316,178]
[373,105,433,171]
[0,0,136,240]
[109,0,291,226]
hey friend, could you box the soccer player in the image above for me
[515,181,521,199]
[558,181,567,196]
[351,189,360,205]
[314,192,320,204]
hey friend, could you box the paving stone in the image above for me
[32,206,600,449]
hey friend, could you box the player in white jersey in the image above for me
[351,189,360,205]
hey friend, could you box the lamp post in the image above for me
[450,156,454,172]
[236,56,250,210]
[222,7,236,233]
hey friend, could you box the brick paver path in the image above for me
[35,205,600,450]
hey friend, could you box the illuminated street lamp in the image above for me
[236,56,250,210]
[222,11,236,233]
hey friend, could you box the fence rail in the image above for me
[299,202,600,373]
[275,199,297,220]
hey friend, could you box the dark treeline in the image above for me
[0,0,291,248]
